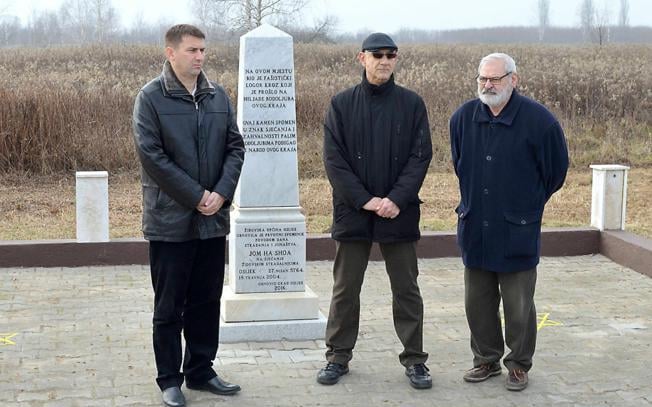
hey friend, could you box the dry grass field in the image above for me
[1,168,650,240]
[0,43,650,240]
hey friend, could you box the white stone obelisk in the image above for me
[220,25,325,342]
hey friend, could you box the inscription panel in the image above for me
[232,222,306,293]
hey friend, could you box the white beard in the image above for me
[478,86,513,108]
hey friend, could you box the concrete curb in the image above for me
[0,227,599,266]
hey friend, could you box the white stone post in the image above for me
[75,171,109,242]
[590,165,630,231]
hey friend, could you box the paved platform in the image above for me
[1,255,651,406]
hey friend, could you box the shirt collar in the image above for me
[161,60,214,97]
[472,89,522,126]
[361,70,395,95]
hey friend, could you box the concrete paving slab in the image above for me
[0,255,651,406]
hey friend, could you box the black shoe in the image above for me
[405,363,432,389]
[316,362,349,385]
[161,386,185,407]
[186,376,241,395]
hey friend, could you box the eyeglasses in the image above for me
[476,72,512,85]
[369,51,398,60]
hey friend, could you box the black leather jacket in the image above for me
[133,61,245,241]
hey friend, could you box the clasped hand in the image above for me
[196,190,225,216]
[363,197,400,219]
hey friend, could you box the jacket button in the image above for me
[520,219,526,224]
[483,221,489,227]
[483,188,489,195]
[486,155,492,161]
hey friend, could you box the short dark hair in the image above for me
[165,24,205,48]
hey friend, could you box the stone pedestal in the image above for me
[590,164,630,231]
[220,25,325,342]
[75,171,109,242]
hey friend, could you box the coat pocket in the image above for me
[504,210,542,258]
[156,190,177,209]
[455,203,471,249]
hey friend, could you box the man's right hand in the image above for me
[362,197,382,212]
[196,190,210,211]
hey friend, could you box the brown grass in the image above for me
[0,44,650,176]
[1,44,650,241]
[1,169,650,240]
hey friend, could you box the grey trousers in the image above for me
[324,240,428,367]
[464,267,537,372]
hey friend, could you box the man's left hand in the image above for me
[198,192,225,216]
[375,198,400,219]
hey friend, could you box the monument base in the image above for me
[221,285,320,322]
[219,312,327,343]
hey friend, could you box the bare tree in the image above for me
[193,0,308,33]
[92,0,118,43]
[58,0,118,43]
[593,2,611,46]
[0,15,20,46]
[618,0,629,27]
[279,14,337,43]
[579,0,595,41]
[536,0,550,41]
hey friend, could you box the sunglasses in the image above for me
[369,51,398,60]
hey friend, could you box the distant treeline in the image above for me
[0,13,651,46]
[390,26,652,44]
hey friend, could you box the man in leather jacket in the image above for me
[317,33,433,389]
[132,24,245,407]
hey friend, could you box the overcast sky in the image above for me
[5,0,652,33]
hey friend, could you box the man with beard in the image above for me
[449,53,568,391]
[318,33,433,389]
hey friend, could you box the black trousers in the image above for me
[149,237,225,390]
[325,240,428,367]
[464,267,537,372]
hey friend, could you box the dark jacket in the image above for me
[323,73,433,243]
[133,61,245,242]
[450,90,568,272]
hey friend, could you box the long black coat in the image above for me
[133,61,245,242]
[450,90,568,272]
[323,74,433,243]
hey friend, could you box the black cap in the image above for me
[361,32,398,52]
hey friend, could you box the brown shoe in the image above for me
[463,363,502,382]
[505,368,528,391]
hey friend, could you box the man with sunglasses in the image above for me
[449,53,568,391]
[319,33,433,389]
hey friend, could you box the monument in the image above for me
[220,24,326,342]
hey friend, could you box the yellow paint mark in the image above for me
[500,313,563,331]
[0,333,17,346]
[537,313,563,331]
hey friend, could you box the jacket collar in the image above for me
[472,89,522,126]
[361,70,395,95]
[161,60,214,97]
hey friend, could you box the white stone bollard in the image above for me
[590,165,630,231]
[75,171,109,242]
